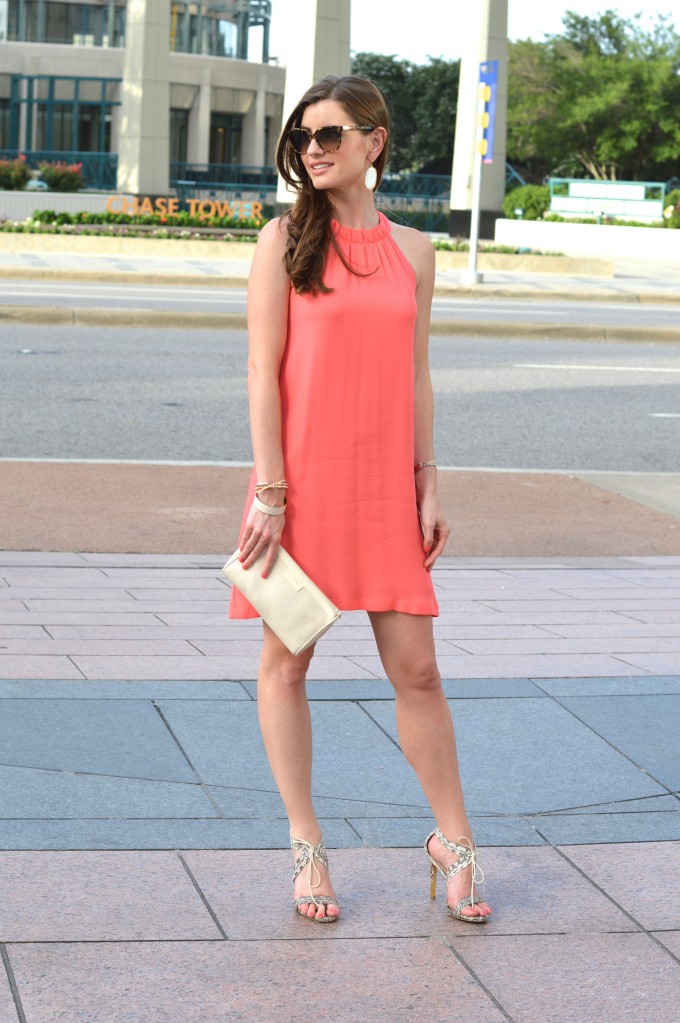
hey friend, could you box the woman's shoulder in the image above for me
[388,220,435,282]
[257,215,291,250]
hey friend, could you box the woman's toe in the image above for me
[472,901,491,916]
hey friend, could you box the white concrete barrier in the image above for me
[495,218,680,262]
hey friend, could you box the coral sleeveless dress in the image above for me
[229,211,439,619]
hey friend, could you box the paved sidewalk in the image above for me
[0,551,679,1022]
[2,248,680,302]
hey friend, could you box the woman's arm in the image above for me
[395,227,450,571]
[238,217,291,578]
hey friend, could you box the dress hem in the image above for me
[229,601,439,620]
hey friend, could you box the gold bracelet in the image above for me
[255,479,288,495]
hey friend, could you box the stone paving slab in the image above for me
[0,638,201,655]
[182,846,634,940]
[0,763,217,820]
[0,699,197,782]
[2,683,678,847]
[206,786,431,821]
[550,794,679,814]
[655,930,680,957]
[555,694,680,788]
[2,555,680,683]
[240,678,547,700]
[0,971,17,1023]
[0,679,251,699]
[0,656,82,679]
[366,698,666,814]
[158,700,427,804]
[5,938,506,1023]
[615,651,680,673]
[66,654,381,681]
[456,933,680,1023]
[541,622,680,637]
[539,675,680,696]
[0,612,167,626]
[564,842,680,931]
[0,852,220,942]
[532,811,680,845]
[349,815,545,848]
[0,818,362,851]
[448,636,680,654]
[350,651,652,679]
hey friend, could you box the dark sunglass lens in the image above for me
[289,129,309,153]
[317,127,343,151]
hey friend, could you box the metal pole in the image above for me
[462,144,483,285]
[461,83,486,287]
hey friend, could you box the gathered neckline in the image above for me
[331,211,391,243]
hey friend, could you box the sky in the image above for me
[268,2,674,66]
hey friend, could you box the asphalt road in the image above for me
[1,279,679,328]
[2,323,679,471]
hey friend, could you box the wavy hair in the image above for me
[276,75,390,295]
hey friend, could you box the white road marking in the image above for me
[514,363,680,373]
[648,413,680,418]
[0,290,245,306]
[1,458,679,476]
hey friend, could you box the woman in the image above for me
[230,75,491,925]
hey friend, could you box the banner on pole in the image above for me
[479,60,498,164]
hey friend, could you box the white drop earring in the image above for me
[364,164,378,191]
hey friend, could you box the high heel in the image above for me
[425,827,488,923]
[291,836,339,923]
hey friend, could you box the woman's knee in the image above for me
[389,656,441,695]
[260,644,314,689]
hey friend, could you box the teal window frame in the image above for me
[7,74,121,152]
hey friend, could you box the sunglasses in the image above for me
[287,124,375,154]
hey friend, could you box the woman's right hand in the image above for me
[238,502,286,578]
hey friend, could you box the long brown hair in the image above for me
[276,75,390,295]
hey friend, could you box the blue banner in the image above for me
[479,60,498,164]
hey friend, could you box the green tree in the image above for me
[507,11,680,181]
[351,52,459,172]
[411,58,460,174]
[351,53,416,171]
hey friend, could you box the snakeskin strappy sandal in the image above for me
[291,836,339,923]
[425,827,488,923]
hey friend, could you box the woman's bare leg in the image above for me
[256,622,339,919]
[368,610,490,918]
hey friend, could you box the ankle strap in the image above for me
[431,828,485,898]
[291,836,329,908]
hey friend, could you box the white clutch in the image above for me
[222,545,341,656]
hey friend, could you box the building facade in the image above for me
[0,0,285,181]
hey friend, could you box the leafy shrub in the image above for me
[663,188,680,229]
[38,162,83,192]
[502,184,550,220]
[0,155,31,191]
[30,209,268,229]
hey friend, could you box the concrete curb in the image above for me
[1,303,679,342]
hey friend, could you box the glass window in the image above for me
[209,113,242,166]
[0,98,9,148]
[37,101,73,150]
[170,108,188,165]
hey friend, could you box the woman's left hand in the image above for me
[418,491,450,571]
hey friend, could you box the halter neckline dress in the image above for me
[229,211,439,619]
